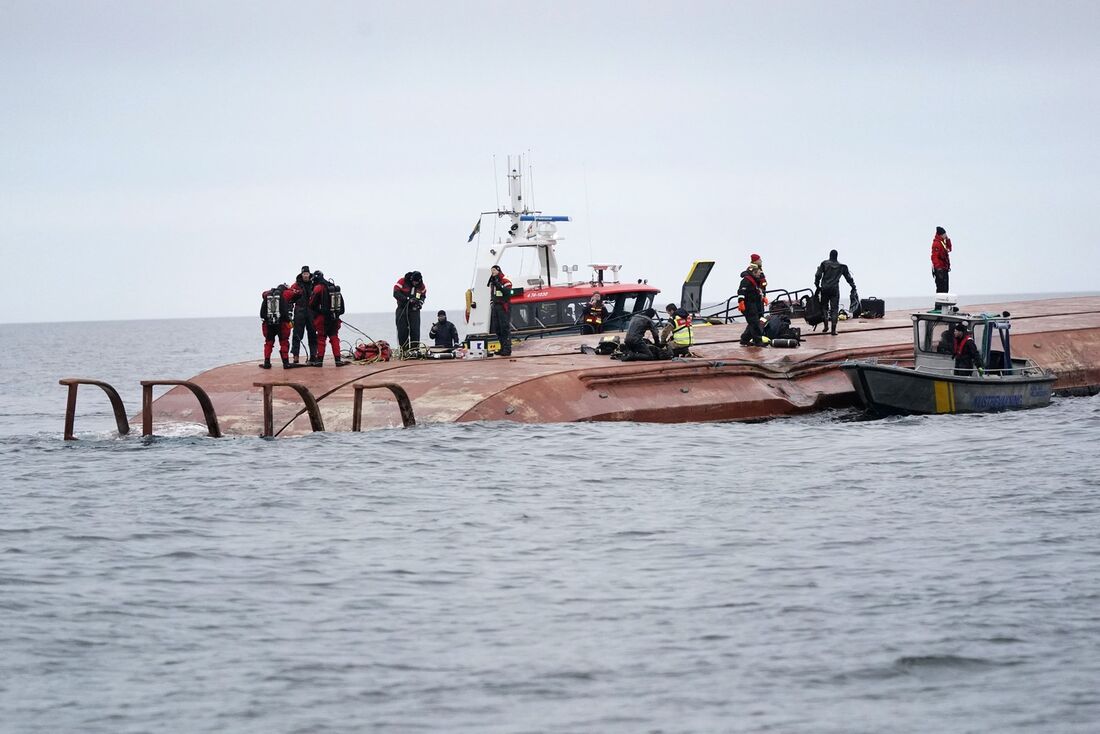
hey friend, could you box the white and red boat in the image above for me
[464,156,661,343]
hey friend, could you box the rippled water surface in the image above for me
[2,315,1100,732]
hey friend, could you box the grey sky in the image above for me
[3,0,1098,323]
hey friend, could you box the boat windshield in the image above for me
[917,319,956,354]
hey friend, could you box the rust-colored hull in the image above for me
[146,297,1100,436]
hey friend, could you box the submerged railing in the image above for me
[253,382,325,438]
[59,378,131,441]
[352,383,416,430]
[141,380,221,437]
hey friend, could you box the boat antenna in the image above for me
[583,164,593,263]
[527,149,535,214]
[492,154,500,212]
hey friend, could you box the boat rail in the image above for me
[698,287,812,323]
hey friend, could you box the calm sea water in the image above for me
[2,304,1100,733]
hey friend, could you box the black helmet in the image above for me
[312,270,324,280]
[411,270,422,281]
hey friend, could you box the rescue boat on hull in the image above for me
[464,156,660,345]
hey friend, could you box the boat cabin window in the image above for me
[630,294,653,314]
[534,301,560,327]
[510,304,532,329]
[917,319,956,354]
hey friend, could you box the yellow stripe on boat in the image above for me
[934,381,952,413]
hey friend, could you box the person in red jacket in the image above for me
[932,226,953,293]
[259,282,302,369]
[309,271,347,367]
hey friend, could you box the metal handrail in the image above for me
[59,378,131,440]
[352,383,416,430]
[253,382,325,437]
[140,380,221,438]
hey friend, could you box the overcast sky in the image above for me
[2,0,1098,323]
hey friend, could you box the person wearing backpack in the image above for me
[814,249,857,336]
[309,271,347,367]
[259,282,302,369]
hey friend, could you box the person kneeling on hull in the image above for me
[259,281,302,369]
[620,308,662,360]
[429,310,460,348]
[661,302,694,357]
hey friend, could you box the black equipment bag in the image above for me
[802,292,824,328]
[860,297,885,318]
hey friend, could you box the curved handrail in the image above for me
[253,382,325,437]
[58,378,131,440]
[140,380,221,438]
[352,383,416,430]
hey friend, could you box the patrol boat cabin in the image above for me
[465,156,660,342]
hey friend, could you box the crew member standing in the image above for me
[291,265,316,365]
[738,263,766,347]
[580,292,608,334]
[310,271,347,367]
[952,322,984,376]
[814,249,857,336]
[932,226,953,293]
[487,265,513,357]
[259,281,301,369]
[429,310,460,348]
[393,271,427,350]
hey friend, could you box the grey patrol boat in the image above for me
[841,299,1055,415]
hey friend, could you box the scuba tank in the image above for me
[771,338,800,348]
[263,287,283,325]
[329,283,345,317]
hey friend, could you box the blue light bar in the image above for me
[519,215,571,222]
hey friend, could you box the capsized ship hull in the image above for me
[144,297,1100,436]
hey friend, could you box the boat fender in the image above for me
[771,338,799,348]
[464,289,474,323]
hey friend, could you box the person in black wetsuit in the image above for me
[814,249,857,336]
[290,266,316,364]
[952,322,985,376]
[620,308,662,360]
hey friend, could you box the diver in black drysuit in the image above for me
[290,266,317,363]
[814,250,857,335]
[621,308,662,360]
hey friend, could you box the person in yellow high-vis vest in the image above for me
[661,303,694,357]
